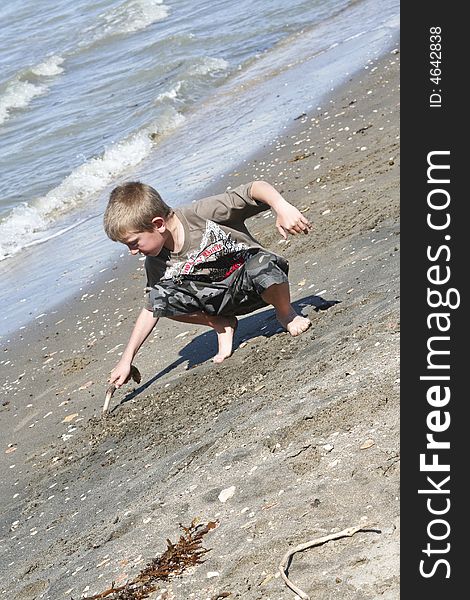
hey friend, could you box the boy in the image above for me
[104,180,312,388]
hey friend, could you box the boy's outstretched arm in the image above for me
[250,180,312,238]
[109,307,158,387]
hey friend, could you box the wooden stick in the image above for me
[102,384,116,415]
[278,524,378,600]
[102,365,141,414]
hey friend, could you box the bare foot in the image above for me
[277,311,311,337]
[212,316,238,363]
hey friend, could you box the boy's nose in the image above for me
[130,248,139,255]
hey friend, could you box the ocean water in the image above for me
[0,0,399,338]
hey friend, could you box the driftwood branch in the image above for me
[278,524,380,600]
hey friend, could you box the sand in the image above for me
[0,49,400,600]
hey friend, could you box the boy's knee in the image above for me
[246,251,288,272]
[245,252,289,293]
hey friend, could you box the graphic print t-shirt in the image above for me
[144,182,270,308]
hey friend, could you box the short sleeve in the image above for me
[194,182,268,225]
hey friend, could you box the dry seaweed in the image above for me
[84,520,218,600]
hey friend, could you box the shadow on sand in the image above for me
[112,295,339,411]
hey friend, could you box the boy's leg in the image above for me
[151,279,239,363]
[169,312,237,363]
[260,282,311,336]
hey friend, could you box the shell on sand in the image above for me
[218,486,236,503]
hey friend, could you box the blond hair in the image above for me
[104,182,173,242]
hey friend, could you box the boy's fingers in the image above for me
[108,372,122,387]
[278,218,311,236]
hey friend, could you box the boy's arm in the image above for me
[109,308,158,387]
[250,180,312,239]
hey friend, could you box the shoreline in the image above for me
[0,12,400,341]
[1,48,400,600]
[0,35,399,347]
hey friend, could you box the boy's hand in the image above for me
[109,359,132,388]
[250,181,312,238]
[275,202,312,239]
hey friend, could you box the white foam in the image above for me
[102,0,170,35]
[0,204,48,258]
[0,56,65,125]
[31,55,65,77]
[0,79,46,125]
[155,80,183,102]
[0,109,185,260]
[189,57,229,76]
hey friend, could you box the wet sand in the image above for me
[1,49,400,600]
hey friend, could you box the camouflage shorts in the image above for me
[149,250,289,318]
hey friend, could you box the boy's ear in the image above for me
[151,216,166,231]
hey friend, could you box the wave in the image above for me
[0,79,46,125]
[0,0,170,127]
[154,57,229,103]
[188,57,229,76]
[155,80,183,102]
[97,0,169,36]
[30,55,65,77]
[0,108,185,260]
[0,55,65,126]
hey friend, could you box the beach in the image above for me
[1,48,400,600]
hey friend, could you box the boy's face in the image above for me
[123,218,167,257]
